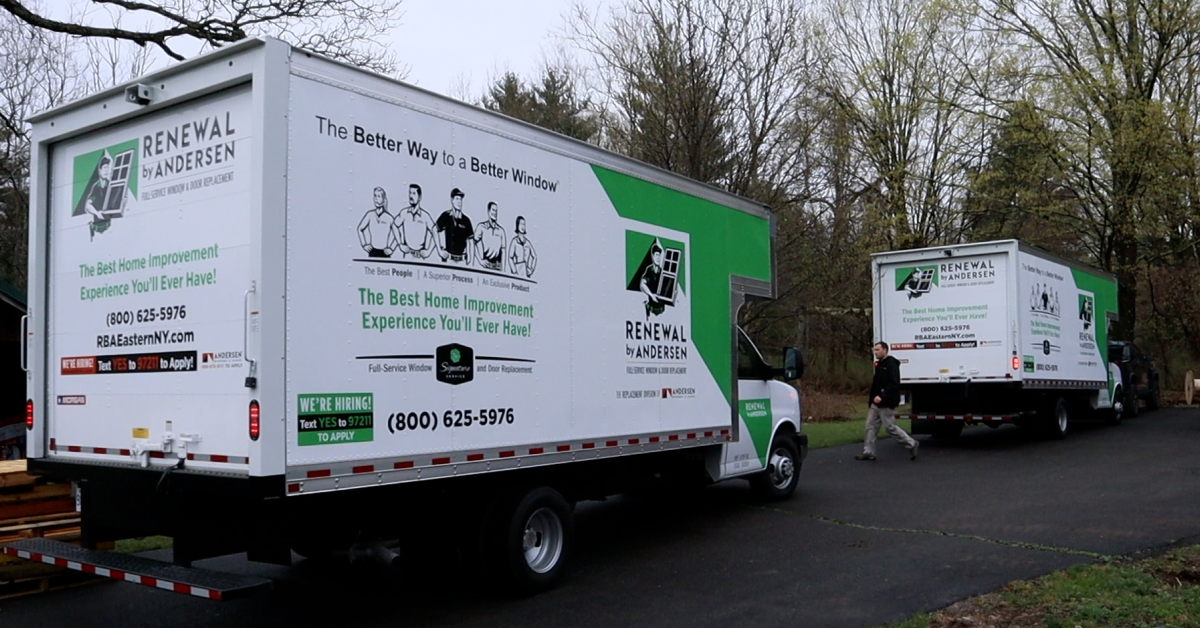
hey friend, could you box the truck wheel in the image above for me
[750,435,800,501]
[1104,387,1124,425]
[1044,397,1069,440]
[490,486,573,595]
[1146,385,1160,411]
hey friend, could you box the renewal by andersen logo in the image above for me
[626,231,685,319]
[1078,294,1094,330]
[436,343,474,385]
[895,266,938,299]
[72,140,139,241]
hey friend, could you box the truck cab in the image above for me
[1108,340,1161,416]
[723,329,807,499]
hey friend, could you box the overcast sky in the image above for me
[387,0,602,97]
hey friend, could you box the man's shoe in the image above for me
[910,441,920,461]
[854,453,876,461]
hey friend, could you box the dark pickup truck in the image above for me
[1109,341,1161,417]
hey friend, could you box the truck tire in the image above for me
[488,486,573,595]
[1104,387,1124,425]
[1044,397,1069,440]
[750,435,800,501]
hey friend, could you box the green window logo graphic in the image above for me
[895,266,939,299]
[626,231,686,319]
[1078,294,1094,330]
[71,140,139,241]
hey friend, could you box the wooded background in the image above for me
[3,0,1197,393]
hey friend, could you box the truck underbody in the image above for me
[904,382,1112,438]
[29,443,759,567]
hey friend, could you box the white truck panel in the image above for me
[876,249,1013,382]
[281,69,737,469]
[44,86,256,468]
[873,240,1118,398]
[26,39,795,491]
[1015,251,1109,387]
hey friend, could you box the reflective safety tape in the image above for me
[903,414,1017,422]
[1,547,223,600]
[49,442,248,465]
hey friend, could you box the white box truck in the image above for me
[872,240,1124,439]
[9,38,805,598]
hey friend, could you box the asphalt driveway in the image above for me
[3,408,1198,628]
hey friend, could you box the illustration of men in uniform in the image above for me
[472,201,506,271]
[391,184,438,259]
[639,242,668,318]
[436,188,474,264]
[357,186,395,258]
[82,155,116,241]
[508,215,537,277]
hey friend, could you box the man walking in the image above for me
[856,342,919,461]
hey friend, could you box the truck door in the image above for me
[43,86,256,472]
[724,330,772,477]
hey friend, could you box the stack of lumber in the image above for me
[0,460,93,599]
[0,460,78,546]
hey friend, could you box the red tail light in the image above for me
[1012,356,1020,370]
[249,400,260,441]
[26,399,33,430]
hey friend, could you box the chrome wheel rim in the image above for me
[522,507,564,574]
[768,448,795,490]
[1057,404,1068,433]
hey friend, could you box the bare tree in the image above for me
[567,0,822,200]
[0,11,79,292]
[0,0,404,74]
[815,0,995,250]
[0,0,407,290]
[568,0,736,184]
[986,0,1200,338]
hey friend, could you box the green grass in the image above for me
[805,418,912,450]
[884,544,1200,627]
[113,536,173,554]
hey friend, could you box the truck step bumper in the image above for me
[902,414,1018,422]
[2,539,271,600]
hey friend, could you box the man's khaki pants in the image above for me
[863,404,916,456]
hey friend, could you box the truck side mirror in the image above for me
[782,347,803,381]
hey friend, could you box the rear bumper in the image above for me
[27,457,284,562]
[28,457,282,501]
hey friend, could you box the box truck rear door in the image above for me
[43,86,256,471]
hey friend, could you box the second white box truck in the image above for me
[872,240,1124,439]
[10,38,805,598]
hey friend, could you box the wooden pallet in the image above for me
[0,560,103,600]
[0,460,94,596]
[0,461,35,489]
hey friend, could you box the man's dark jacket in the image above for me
[870,355,902,409]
